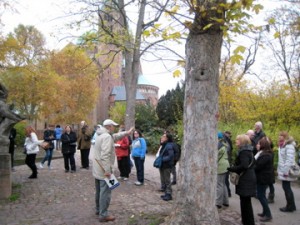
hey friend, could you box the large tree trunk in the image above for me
[165,30,223,225]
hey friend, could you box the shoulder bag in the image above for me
[153,146,166,168]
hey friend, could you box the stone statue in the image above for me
[0,83,24,152]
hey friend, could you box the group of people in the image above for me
[17,119,299,224]
[217,121,298,225]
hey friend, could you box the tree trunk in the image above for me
[165,31,223,224]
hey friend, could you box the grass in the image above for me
[8,183,22,202]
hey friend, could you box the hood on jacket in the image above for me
[285,136,296,146]
[238,144,253,153]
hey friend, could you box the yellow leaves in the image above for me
[274,31,280,39]
[268,17,276,25]
[233,45,246,55]
[173,69,181,77]
[252,4,263,14]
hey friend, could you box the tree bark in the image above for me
[165,30,223,225]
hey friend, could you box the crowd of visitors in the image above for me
[8,118,298,224]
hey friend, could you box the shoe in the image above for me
[117,176,123,179]
[134,181,143,186]
[171,181,177,185]
[11,167,16,172]
[28,174,37,179]
[99,216,115,222]
[123,177,128,181]
[280,207,295,212]
[48,166,53,170]
[71,170,76,173]
[257,213,264,217]
[65,170,69,173]
[161,194,166,199]
[39,163,44,169]
[216,205,222,209]
[95,212,99,215]
[162,194,172,201]
[259,216,272,222]
[223,204,229,207]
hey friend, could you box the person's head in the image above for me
[161,132,173,144]
[65,125,72,133]
[25,126,36,137]
[218,131,223,140]
[119,125,125,132]
[254,121,263,133]
[56,125,61,128]
[103,119,119,133]
[235,134,251,148]
[246,129,255,140]
[257,137,272,152]
[224,131,232,139]
[133,129,142,140]
[279,131,289,142]
[80,121,86,127]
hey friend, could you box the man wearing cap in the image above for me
[93,119,133,223]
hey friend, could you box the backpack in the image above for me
[173,143,181,163]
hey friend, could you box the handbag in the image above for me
[153,146,166,168]
[229,156,255,185]
[40,141,50,150]
[289,164,300,178]
[229,172,240,185]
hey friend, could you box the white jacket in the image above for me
[92,126,127,180]
[24,132,42,154]
[277,137,297,181]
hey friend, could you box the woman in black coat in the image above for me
[159,133,175,201]
[61,125,77,173]
[255,137,273,222]
[228,134,256,225]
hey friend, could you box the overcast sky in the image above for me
[2,0,285,96]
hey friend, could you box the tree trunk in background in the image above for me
[165,31,223,225]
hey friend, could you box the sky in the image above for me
[1,0,183,97]
[1,0,285,96]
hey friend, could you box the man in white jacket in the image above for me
[93,119,133,223]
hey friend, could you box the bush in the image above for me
[14,121,28,147]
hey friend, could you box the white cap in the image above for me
[103,119,119,126]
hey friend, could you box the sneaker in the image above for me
[39,163,44,169]
[134,181,143,186]
[48,166,53,170]
[123,177,128,181]
[117,176,123,179]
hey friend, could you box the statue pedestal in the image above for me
[0,153,11,199]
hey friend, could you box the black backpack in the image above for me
[173,143,181,163]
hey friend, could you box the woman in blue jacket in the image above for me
[131,129,147,186]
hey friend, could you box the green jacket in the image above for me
[217,145,230,174]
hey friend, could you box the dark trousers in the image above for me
[80,149,90,168]
[25,154,37,176]
[282,181,296,210]
[9,141,15,168]
[63,153,76,171]
[160,167,172,195]
[269,183,275,194]
[257,184,272,217]
[225,172,231,196]
[117,156,130,178]
[133,156,145,183]
[240,196,255,225]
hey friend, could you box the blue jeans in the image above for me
[95,179,111,218]
[133,157,145,183]
[257,184,272,217]
[41,148,53,166]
